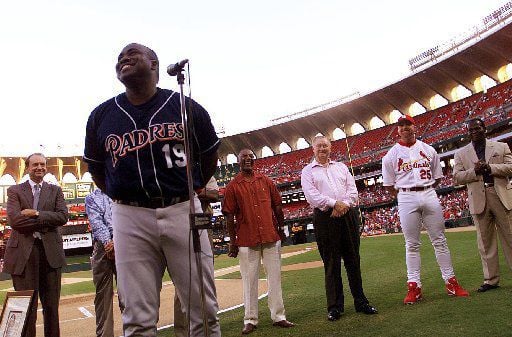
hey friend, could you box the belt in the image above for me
[484,182,494,188]
[400,186,433,192]
[114,195,189,209]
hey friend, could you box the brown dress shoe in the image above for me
[242,323,257,334]
[272,320,295,328]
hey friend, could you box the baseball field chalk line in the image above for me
[154,292,269,333]
[78,306,94,318]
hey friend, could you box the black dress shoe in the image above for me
[477,283,499,292]
[356,303,378,315]
[327,309,342,321]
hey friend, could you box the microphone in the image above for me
[167,59,189,76]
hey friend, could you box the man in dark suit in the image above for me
[3,153,68,337]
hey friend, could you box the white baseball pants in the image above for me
[398,189,455,287]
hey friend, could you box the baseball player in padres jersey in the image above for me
[84,43,220,337]
[381,115,469,304]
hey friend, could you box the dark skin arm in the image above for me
[200,150,219,188]
[225,213,239,258]
[198,187,219,214]
[197,189,219,203]
[91,174,107,193]
[474,160,492,175]
[104,241,115,260]
[273,204,287,242]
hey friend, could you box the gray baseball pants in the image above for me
[112,199,221,337]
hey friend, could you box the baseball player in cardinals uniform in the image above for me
[84,43,220,336]
[381,115,469,304]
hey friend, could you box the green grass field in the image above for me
[160,230,512,337]
[1,230,510,336]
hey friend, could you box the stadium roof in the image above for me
[218,20,512,160]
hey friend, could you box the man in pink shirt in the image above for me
[223,149,294,335]
[301,136,377,321]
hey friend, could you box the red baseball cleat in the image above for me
[404,282,422,304]
[446,277,469,297]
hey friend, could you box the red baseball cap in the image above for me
[397,115,415,125]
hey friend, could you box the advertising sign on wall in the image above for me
[62,233,93,250]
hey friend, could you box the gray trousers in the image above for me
[112,199,221,337]
[92,240,124,337]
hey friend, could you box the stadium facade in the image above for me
[1,3,512,254]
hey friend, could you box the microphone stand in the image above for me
[174,65,210,337]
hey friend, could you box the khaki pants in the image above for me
[239,241,287,326]
[473,186,512,285]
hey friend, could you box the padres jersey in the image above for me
[381,140,442,189]
[84,88,220,202]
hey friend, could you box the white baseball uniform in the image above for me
[382,139,455,287]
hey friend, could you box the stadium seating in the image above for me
[216,79,512,188]
[213,79,512,240]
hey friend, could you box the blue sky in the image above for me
[0,0,508,156]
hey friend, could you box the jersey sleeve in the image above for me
[83,107,106,178]
[381,151,396,187]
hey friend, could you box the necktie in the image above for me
[33,184,41,210]
[32,184,42,239]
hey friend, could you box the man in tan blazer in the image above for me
[4,153,68,337]
[453,118,512,292]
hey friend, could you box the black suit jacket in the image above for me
[3,181,68,275]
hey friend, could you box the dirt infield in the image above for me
[34,251,310,337]
[36,278,268,336]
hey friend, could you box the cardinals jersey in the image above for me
[381,139,442,189]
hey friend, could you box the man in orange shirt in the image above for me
[223,149,294,335]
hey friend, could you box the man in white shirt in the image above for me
[301,136,377,321]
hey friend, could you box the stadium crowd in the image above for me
[214,79,512,188]
[280,188,470,237]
